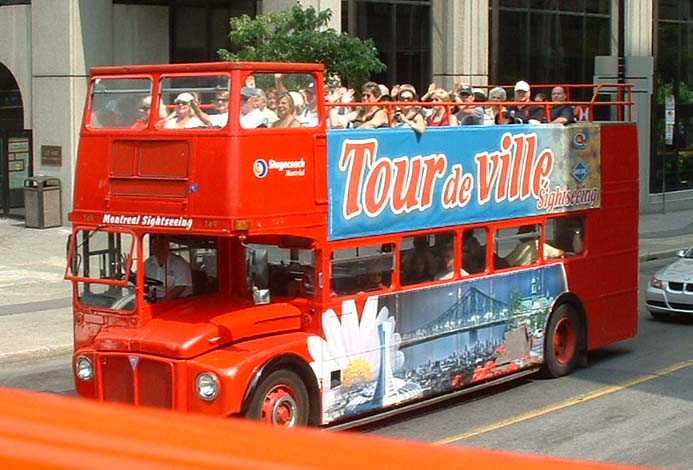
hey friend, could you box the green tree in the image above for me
[218,3,386,87]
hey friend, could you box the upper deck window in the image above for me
[89,78,152,129]
[240,73,319,129]
[158,75,231,129]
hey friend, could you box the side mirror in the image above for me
[246,247,270,305]
[250,248,269,289]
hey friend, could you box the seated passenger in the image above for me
[298,84,319,127]
[426,89,459,127]
[192,91,229,128]
[504,225,564,267]
[401,236,438,280]
[161,93,204,129]
[392,85,426,134]
[144,235,193,301]
[361,270,387,291]
[434,246,456,280]
[240,87,269,128]
[256,89,279,126]
[462,232,486,274]
[131,96,152,130]
[331,82,389,129]
[272,93,302,128]
[402,251,434,285]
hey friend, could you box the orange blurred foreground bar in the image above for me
[0,388,653,470]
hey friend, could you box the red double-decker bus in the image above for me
[66,62,639,427]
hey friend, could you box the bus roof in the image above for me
[89,61,325,76]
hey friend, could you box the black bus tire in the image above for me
[244,369,309,427]
[541,304,581,378]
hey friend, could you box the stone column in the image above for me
[31,0,112,219]
[432,0,489,90]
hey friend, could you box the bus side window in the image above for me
[462,228,487,275]
[546,215,585,256]
[495,225,541,267]
[400,235,439,285]
[331,244,393,296]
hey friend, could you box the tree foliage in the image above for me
[218,4,386,87]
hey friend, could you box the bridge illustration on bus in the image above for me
[65,61,639,428]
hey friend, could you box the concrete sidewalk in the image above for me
[1,210,693,363]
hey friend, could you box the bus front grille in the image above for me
[99,354,173,409]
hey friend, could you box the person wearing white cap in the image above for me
[503,80,546,124]
[240,87,269,128]
[162,92,204,129]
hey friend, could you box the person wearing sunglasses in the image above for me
[392,85,426,134]
[192,91,230,128]
[330,82,389,129]
[426,89,459,127]
[161,92,204,129]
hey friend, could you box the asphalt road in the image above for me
[0,257,691,469]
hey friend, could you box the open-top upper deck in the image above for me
[72,61,636,243]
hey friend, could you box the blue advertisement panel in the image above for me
[327,124,601,241]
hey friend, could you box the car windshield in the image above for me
[683,247,693,258]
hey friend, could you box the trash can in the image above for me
[24,176,62,229]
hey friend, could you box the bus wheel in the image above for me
[542,304,581,378]
[245,370,309,427]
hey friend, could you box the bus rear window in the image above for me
[89,78,152,129]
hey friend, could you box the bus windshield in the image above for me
[67,229,136,311]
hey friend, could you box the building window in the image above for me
[342,0,431,92]
[490,1,610,98]
[652,1,693,193]
[170,1,256,63]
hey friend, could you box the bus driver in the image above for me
[144,235,193,302]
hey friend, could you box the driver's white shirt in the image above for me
[144,254,193,300]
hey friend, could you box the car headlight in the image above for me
[649,277,663,289]
[196,372,219,401]
[75,356,94,382]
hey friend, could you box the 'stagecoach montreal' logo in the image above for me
[254,158,306,178]
[253,159,269,178]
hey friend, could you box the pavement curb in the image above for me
[0,344,72,364]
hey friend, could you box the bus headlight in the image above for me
[649,276,663,289]
[196,372,219,401]
[75,356,94,382]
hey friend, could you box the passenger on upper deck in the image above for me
[392,85,426,134]
[161,93,204,129]
[240,87,269,128]
[504,81,547,125]
[298,84,319,127]
[326,86,355,128]
[487,86,507,125]
[256,89,279,126]
[131,96,152,130]
[549,86,576,125]
[192,91,229,128]
[272,93,302,128]
[455,85,484,125]
[144,235,193,302]
[426,89,459,127]
[330,82,389,129]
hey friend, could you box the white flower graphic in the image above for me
[308,296,391,389]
